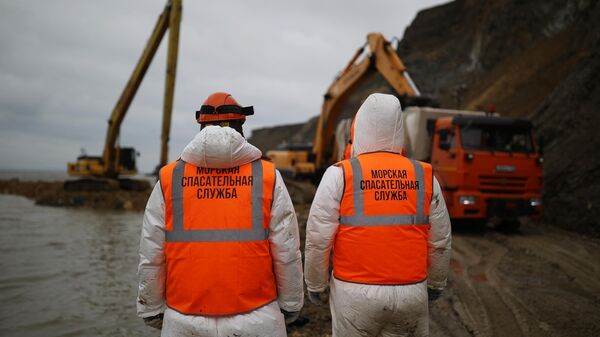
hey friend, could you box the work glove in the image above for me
[427,287,443,303]
[143,313,164,330]
[308,291,325,306]
[281,309,301,325]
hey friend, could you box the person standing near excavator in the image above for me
[137,92,304,336]
[304,93,451,337]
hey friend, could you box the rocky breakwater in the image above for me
[0,179,151,211]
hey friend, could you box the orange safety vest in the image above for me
[334,152,433,285]
[159,159,277,316]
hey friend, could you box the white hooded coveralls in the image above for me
[137,126,304,337]
[304,94,452,337]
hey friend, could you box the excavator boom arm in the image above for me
[159,0,181,170]
[102,1,176,177]
[313,33,420,168]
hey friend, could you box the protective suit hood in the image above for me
[180,125,262,168]
[352,93,404,157]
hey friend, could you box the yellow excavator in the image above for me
[66,0,181,190]
[267,32,434,178]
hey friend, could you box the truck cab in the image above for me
[431,116,543,221]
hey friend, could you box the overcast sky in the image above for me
[0,0,447,172]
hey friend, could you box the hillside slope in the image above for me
[397,0,597,116]
[249,116,319,154]
[397,0,600,234]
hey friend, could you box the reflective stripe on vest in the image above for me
[339,157,429,226]
[166,160,269,242]
[334,152,433,285]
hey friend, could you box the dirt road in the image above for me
[285,181,600,337]
[428,222,600,337]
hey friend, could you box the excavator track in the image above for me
[64,178,150,192]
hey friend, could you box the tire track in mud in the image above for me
[486,227,600,336]
[504,228,600,299]
[430,239,487,337]
[446,234,529,337]
[438,224,600,337]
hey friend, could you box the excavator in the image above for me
[66,0,181,191]
[267,32,433,177]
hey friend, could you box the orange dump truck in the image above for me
[403,107,543,225]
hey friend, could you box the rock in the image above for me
[0,180,151,212]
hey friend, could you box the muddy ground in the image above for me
[289,217,600,337]
[284,182,600,337]
[2,179,599,336]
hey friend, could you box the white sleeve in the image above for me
[268,170,304,312]
[304,165,343,292]
[136,182,167,318]
[427,177,452,289]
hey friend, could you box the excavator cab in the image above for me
[118,147,138,174]
[67,147,138,177]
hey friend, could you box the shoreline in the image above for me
[0,179,151,211]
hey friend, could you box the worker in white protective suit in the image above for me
[304,93,451,337]
[137,92,304,337]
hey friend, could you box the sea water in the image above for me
[0,194,159,337]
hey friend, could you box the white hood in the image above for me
[352,93,404,157]
[180,125,262,168]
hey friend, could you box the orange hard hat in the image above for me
[195,92,254,124]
